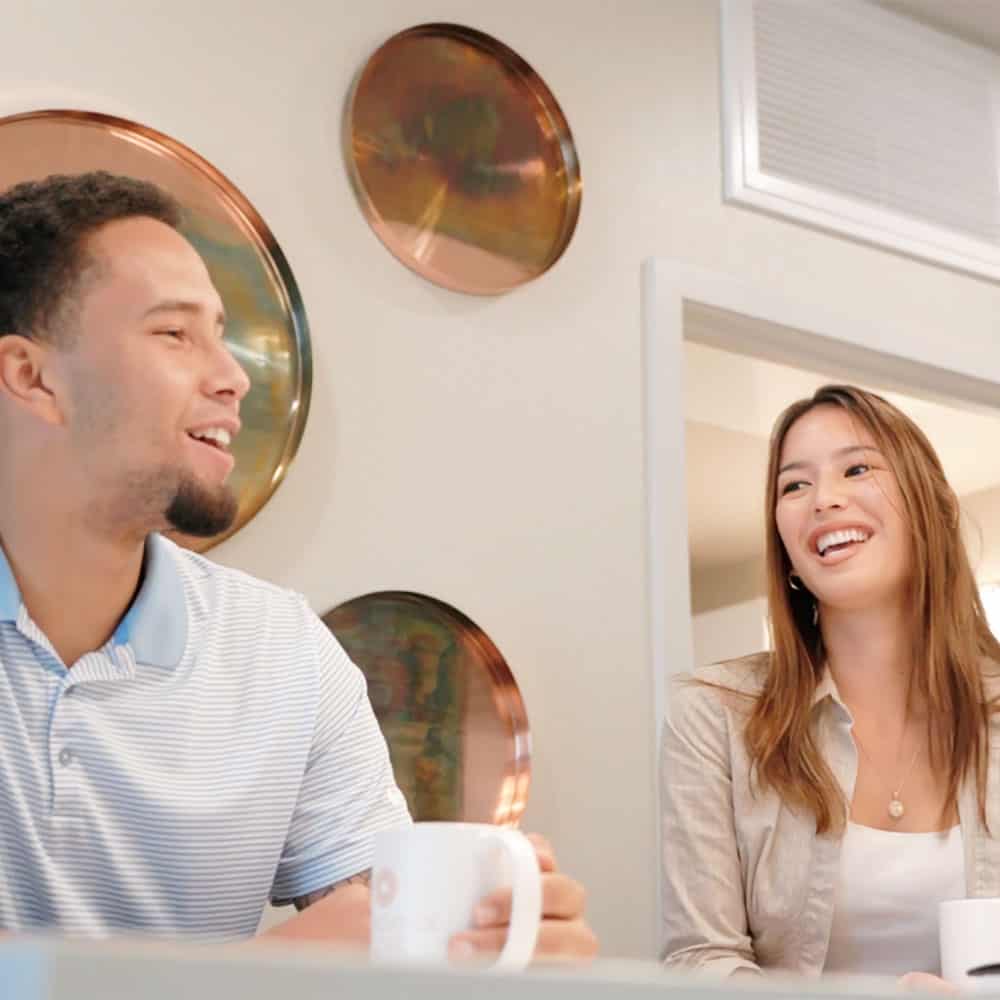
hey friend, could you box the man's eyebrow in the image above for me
[142,300,226,326]
[778,445,882,476]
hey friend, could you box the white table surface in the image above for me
[2,937,971,1000]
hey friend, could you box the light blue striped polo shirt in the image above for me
[0,533,411,939]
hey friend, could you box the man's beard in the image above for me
[164,476,239,538]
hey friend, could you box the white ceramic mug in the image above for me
[370,822,542,970]
[940,898,1000,991]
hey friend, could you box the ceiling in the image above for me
[874,0,1000,51]
[685,342,1000,571]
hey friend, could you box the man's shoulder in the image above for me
[159,535,313,619]
[156,537,357,690]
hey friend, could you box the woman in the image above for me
[661,384,1000,987]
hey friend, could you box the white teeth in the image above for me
[817,528,869,557]
[191,427,231,448]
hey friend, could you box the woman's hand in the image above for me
[450,834,599,963]
[898,972,959,994]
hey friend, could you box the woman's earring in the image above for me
[812,602,819,627]
[788,572,803,591]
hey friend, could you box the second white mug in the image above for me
[940,898,1000,991]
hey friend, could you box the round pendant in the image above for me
[888,798,905,820]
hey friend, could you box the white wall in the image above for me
[691,599,768,668]
[690,556,766,614]
[8,0,1000,958]
[963,485,1000,583]
[690,558,768,667]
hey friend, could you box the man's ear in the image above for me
[0,334,66,426]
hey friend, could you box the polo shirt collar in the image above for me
[0,533,187,669]
[0,542,18,623]
[112,534,187,668]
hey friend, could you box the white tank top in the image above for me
[824,823,965,976]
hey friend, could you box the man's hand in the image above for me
[448,833,598,964]
[256,834,599,964]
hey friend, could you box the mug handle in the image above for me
[486,828,542,971]
[968,964,1000,976]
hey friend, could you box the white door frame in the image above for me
[641,257,1000,943]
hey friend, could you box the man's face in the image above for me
[49,216,251,538]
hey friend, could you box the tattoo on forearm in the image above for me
[292,869,372,911]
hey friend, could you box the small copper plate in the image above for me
[346,23,582,295]
[0,109,312,552]
[323,591,530,826]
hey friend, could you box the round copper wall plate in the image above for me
[345,23,582,295]
[0,109,312,552]
[323,591,530,826]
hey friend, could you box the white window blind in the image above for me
[721,0,1000,280]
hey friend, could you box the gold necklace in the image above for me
[853,732,922,821]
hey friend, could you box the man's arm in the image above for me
[290,870,371,912]
[258,870,373,947]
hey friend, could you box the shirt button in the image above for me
[58,748,74,767]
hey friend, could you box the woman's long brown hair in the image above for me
[749,384,1000,834]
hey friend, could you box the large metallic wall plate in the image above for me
[323,591,530,826]
[0,109,312,552]
[346,23,582,295]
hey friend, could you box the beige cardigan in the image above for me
[660,653,1000,978]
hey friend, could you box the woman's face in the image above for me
[774,405,910,613]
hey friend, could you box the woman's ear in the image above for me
[945,487,961,530]
[0,334,66,426]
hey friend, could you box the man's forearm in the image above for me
[290,870,371,912]
[257,871,372,946]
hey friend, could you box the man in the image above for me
[0,171,595,959]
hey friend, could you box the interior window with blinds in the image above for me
[720,0,1000,281]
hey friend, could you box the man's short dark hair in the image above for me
[0,171,182,342]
